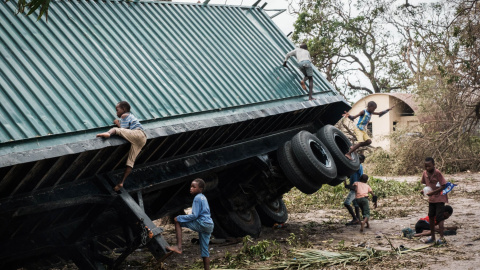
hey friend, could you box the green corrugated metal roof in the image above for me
[0,0,338,147]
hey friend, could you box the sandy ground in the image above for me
[123,172,480,269]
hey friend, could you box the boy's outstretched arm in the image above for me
[342,110,365,120]
[284,49,296,65]
[373,105,396,116]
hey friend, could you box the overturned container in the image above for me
[0,1,358,268]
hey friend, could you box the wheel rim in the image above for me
[237,210,254,222]
[266,199,280,212]
[309,139,332,168]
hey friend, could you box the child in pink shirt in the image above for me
[353,174,377,232]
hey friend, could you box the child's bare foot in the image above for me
[96,132,111,138]
[166,246,182,254]
[345,153,353,160]
[300,80,307,90]
[360,221,365,232]
[309,97,316,101]
[114,183,123,191]
[365,222,370,229]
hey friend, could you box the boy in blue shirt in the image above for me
[96,101,147,191]
[342,101,395,160]
[167,178,214,270]
[343,154,365,225]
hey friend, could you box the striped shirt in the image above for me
[120,113,143,130]
[356,109,371,131]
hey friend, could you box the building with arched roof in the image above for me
[340,93,421,150]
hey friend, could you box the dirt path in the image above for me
[127,172,480,269]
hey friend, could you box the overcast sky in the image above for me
[172,0,297,34]
[173,0,441,101]
[172,0,440,36]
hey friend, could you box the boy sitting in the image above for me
[96,101,147,191]
[167,178,214,270]
[353,174,378,232]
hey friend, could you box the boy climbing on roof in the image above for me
[96,101,147,191]
[283,43,315,101]
[353,174,377,232]
[343,154,365,226]
[167,178,214,270]
[342,101,395,160]
[420,157,449,244]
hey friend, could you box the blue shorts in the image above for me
[344,190,359,208]
[180,219,214,257]
[298,60,313,77]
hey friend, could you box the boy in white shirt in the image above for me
[284,43,315,101]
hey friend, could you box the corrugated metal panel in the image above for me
[0,0,337,144]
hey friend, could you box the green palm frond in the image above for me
[8,0,51,21]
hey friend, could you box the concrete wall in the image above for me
[341,94,419,151]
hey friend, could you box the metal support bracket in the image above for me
[115,187,169,262]
[137,191,144,211]
[270,9,286,18]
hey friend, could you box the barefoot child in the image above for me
[96,101,147,191]
[420,157,448,244]
[167,178,214,270]
[353,174,377,232]
[283,43,315,101]
[342,101,394,160]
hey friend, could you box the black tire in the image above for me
[316,125,360,177]
[328,175,347,186]
[256,198,288,227]
[291,131,337,183]
[277,141,321,194]
[216,208,262,238]
[210,210,230,239]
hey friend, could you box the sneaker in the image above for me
[444,230,457,235]
[436,239,447,245]
[345,219,360,226]
[424,237,435,244]
[401,228,414,238]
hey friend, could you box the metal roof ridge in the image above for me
[0,92,333,147]
[0,96,347,168]
[47,0,259,8]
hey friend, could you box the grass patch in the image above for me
[283,177,422,213]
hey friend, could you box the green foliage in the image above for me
[284,177,420,212]
[292,0,412,95]
[368,177,422,198]
[9,0,51,21]
[242,236,281,260]
[283,184,346,213]
[219,236,283,268]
